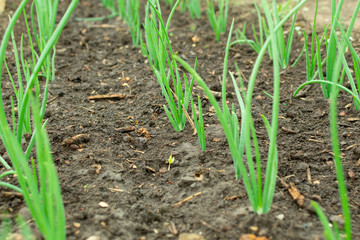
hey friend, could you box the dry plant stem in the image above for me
[170,88,197,135]
[172,192,202,207]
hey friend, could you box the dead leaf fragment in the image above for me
[347,117,359,122]
[339,111,346,117]
[137,128,151,138]
[345,103,352,108]
[212,137,222,142]
[62,134,91,146]
[288,182,305,207]
[0,0,5,15]
[98,201,109,208]
[108,188,124,193]
[191,35,200,43]
[348,170,355,180]
[281,127,297,134]
[91,164,102,174]
[146,166,156,173]
[239,234,268,240]
[88,94,126,101]
[168,221,178,235]
[115,126,135,133]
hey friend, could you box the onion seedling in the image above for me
[206,0,228,42]
[334,21,360,110]
[180,0,201,19]
[101,0,117,14]
[321,0,360,98]
[175,0,307,214]
[164,0,174,7]
[235,2,266,55]
[117,0,125,20]
[0,215,34,240]
[143,0,195,132]
[291,0,328,80]
[294,25,355,240]
[236,0,301,69]
[124,0,141,47]
[0,0,78,238]
[168,155,175,170]
[191,95,206,151]
[31,0,61,81]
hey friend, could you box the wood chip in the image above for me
[115,126,135,133]
[145,166,156,173]
[172,192,202,207]
[169,222,178,235]
[308,139,324,143]
[62,134,91,146]
[88,94,126,101]
[1,192,23,198]
[108,188,124,193]
[347,117,359,122]
[281,127,297,134]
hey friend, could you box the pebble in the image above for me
[178,233,205,240]
[86,236,101,240]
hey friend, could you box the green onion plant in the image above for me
[0,0,79,238]
[164,0,174,7]
[321,0,360,98]
[235,2,266,55]
[143,0,195,132]
[175,0,307,214]
[76,0,119,21]
[267,0,300,68]
[101,0,116,14]
[31,0,60,81]
[124,0,141,47]
[180,0,201,19]
[236,0,300,69]
[293,24,357,240]
[294,0,328,81]
[117,0,126,19]
[191,95,206,151]
[0,215,34,240]
[206,0,228,42]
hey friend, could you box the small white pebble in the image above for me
[98,201,109,208]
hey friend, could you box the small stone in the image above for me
[73,222,81,228]
[276,213,285,221]
[250,226,258,232]
[178,233,205,240]
[98,201,109,208]
[86,236,101,240]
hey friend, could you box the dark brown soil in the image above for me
[1,0,360,240]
